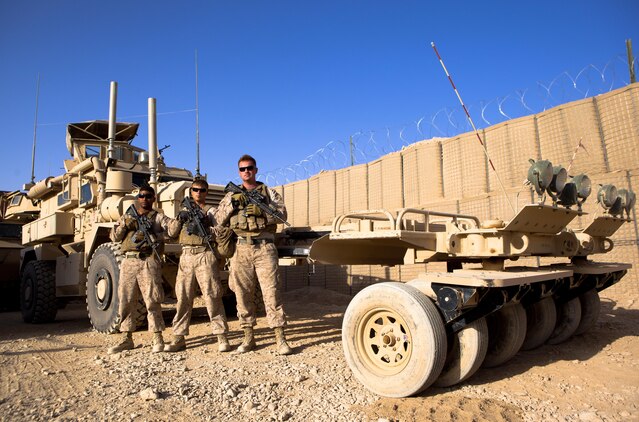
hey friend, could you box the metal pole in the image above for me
[107,81,118,159]
[195,49,201,177]
[349,135,354,166]
[30,74,40,186]
[148,98,158,195]
[627,39,636,84]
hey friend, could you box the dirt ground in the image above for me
[0,286,637,422]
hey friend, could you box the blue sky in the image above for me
[0,1,637,190]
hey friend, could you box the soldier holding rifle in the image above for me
[165,178,231,353]
[108,185,180,354]
[215,154,293,355]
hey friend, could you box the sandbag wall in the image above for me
[276,83,639,298]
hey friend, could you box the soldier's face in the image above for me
[238,160,257,183]
[137,192,155,211]
[190,185,208,201]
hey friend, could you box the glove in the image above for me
[177,210,189,223]
[124,215,137,230]
[244,203,262,216]
[231,193,247,207]
[132,231,145,244]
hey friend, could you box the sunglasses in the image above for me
[191,187,207,193]
[238,165,255,172]
[137,193,155,199]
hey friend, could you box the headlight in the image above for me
[572,174,591,200]
[527,159,553,195]
[597,184,618,209]
[617,188,636,219]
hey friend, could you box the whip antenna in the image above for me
[431,42,515,215]
[29,73,41,187]
[194,49,201,178]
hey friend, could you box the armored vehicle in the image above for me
[309,160,634,397]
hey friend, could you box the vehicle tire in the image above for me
[86,243,147,333]
[482,302,527,368]
[342,282,447,398]
[434,317,488,387]
[547,296,581,345]
[20,261,57,323]
[521,297,557,350]
[574,289,600,335]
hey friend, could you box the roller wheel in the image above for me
[342,282,447,397]
[434,317,488,387]
[547,296,581,345]
[482,302,527,368]
[86,243,146,333]
[574,289,600,335]
[521,297,557,350]
[20,261,57,323]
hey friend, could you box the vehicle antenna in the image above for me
[29,73,40,187]
[431,42,515,215]
[194,49,201,178]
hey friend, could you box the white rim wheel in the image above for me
[547,296,582,345]
[342,282,447,397]
[575,289,600,335]
[434,317,488,387]
[482,302,527,368]
[521,297,557,350]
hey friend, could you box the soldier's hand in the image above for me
[231,193,247,207]
[177,210,189,223]
[132,231,145,244]
[245,203,262,216]
[124,215,137,230]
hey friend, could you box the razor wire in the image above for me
[258,54,637,186]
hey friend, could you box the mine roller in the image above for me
[310,159,635,398]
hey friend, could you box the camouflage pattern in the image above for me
[229,239,286,329]
[172,247,228,335]
[111,209,179,333]
[118,255,165,332]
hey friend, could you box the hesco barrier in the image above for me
[277,83,639,299]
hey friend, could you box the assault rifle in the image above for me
[224,182,291,227]
[181,196,214,251]
[126,204,161,260]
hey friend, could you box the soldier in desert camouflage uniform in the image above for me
[108,185,180,354]
[164,178,231,353]
[215,154,293,355]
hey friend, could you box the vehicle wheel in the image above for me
[434,317,488,387]
[547,296,581,345]
[521,297,557,350]
[482,302,527,368]
[574,289,600,335]
[86,243,147,333]
[342,282,447,398]
[20,261,57,323]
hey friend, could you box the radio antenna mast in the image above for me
[431,42,515,214]
[194,49,201,178]
[29,73,41,188]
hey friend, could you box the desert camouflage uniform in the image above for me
[214,183,287,328]
[171,205,228,336]
[111,210,180,333]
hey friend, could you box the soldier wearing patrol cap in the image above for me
[164,178,231,353]
[108,185,180,354]
[215,154,293,355]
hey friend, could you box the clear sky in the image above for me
[0,1,637,191]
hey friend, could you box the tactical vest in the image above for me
[179,204,213,246]
[229,183,277,237]
[121,210,157,253]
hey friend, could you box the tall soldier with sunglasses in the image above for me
[215,154,293,355]
[165,178,231,353]
[108,185,181,354]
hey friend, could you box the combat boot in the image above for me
[164,335,186,352]
[274,327,293,356]
[217,333,231,352]
[236,327,256,353]
[151,332,165,353]
[108,331,134,354]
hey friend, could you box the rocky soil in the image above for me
[0,287,637,421]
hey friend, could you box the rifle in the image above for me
[181,196,214,251]
[125,204,161,261]
[224,182,291,227]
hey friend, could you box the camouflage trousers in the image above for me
[118,255,164,333]
[229,242,286,328]
[171,248,228,336]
